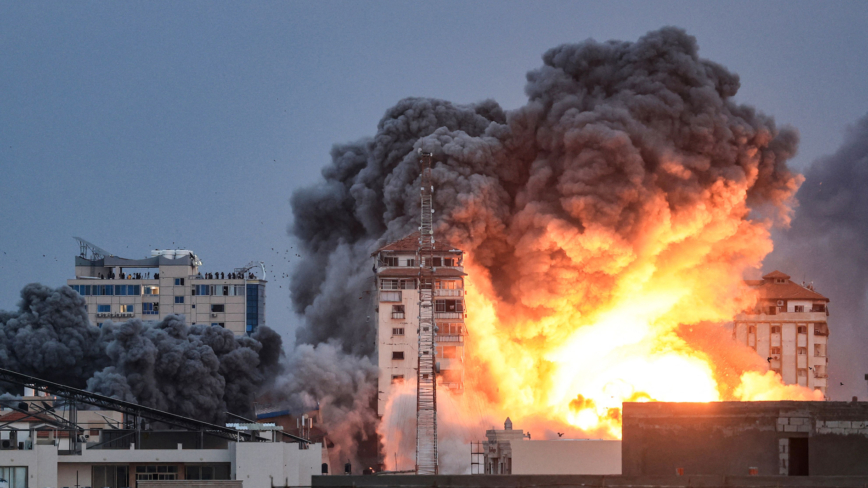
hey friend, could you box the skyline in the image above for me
[2,1,868,373]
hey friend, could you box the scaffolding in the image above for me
[415,150,438,475]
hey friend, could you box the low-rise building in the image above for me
[733,271,830,396]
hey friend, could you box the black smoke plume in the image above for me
[287,27,802,471]
[766,112,868,400]
[0,283,281,423]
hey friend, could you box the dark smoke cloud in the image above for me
[766,112,868,400]
[0,283,282,423]
[289,27,801,350]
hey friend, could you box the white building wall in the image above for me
[232,442,322,487]
[510,440,621,475]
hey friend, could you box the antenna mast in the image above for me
[415,150,438,475]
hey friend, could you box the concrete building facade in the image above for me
[733,271,830,397]
[68,245,266,336]
[622,401,868,476]
[372,233,467,416]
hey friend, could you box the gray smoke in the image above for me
[287,27,802,471]
[290,26,800,349]
[0,283,282,423]
[766,112,868,400]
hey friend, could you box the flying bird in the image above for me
[557,432,564,437]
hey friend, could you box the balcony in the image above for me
[735,311,828,322]
[391,312,405,319]
[437,335,464,343]
[435,312,464,320]
[434,289,463,297]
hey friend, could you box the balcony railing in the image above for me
[392,312,405,319]
[434,289,463,297]
[435,312,464,320]
[437,335,464,343]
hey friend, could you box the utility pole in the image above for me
[415,150,438,475]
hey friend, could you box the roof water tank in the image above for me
[175,250,193,258]
[151,250,162,257]
[161,250,176,260]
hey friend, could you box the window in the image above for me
[174,296,184,304]
[392,328,405,336]
[812,304,826,312]
[93,465,128,488]
[391,375,404,384]
[142,303,159,315]
[0,467,28,488]
[120,304,134,313]
[97,304,111,313]
[400,279,416,289]
[96,322,103,328]
[771,347,781,355]
[442,323,464,335]
[775,278,786,284]
[406,259,415,267]
[748,325,756,334]
[382,256,398,267]
[381,279,400,290]
[794,305,805,313]
[815,344,825,357]
[211,323,224,327]
[380,291,402,302]
[174,278,185,286]
[135,465,178,481]
[797,326,807,334]
[113,285,141,296]
[797,369,807,377]
[435,299,464,313]
[797,347,807,355]
[211,304,225,313]
[392,305,405,319]
[392,351,404,360]
[185,465,230,481]
[443,258,454,266]
[771,326,781,334]
[144,286,159,295]
[432,257,442,267]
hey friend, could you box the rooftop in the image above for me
[372,231,464,255]
[746,270,829,301]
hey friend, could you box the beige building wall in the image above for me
[510,440,622,475]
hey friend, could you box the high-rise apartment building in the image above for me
[733,271,829,397]
[67,240,266,336]
[372,232,467,416]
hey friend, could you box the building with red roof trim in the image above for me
[734,271,830,396]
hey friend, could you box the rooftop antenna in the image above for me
[72,237,113,260]
[415,149,438,475]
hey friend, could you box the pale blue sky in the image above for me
[2,1,867,348]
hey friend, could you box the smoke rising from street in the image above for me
[0,283,281,423]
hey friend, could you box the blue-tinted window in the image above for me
[97,304,110,313]
[84,285,91,296]
[131,285,140,295]
[142,303,159,315]
[104,285,113,296]
[97,322,103,328]
[175,296,184,304]
[246,284,260,334]
[174,278,185,286]
[115,285,124,295]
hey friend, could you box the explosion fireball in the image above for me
[290,27,823,470]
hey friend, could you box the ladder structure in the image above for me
[415,150,438,475]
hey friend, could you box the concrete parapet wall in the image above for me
[313,474,868,488]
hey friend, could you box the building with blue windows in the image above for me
[67,239,266,336]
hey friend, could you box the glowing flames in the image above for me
[396,163,817,451]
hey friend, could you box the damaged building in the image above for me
[733,271,830,396]
[372,232,468,416]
